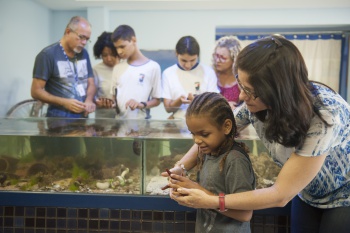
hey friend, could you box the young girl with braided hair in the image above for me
[168,92,255,233]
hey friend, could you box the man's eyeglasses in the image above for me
[70,28,91,43]
[235,74,258,100]
[212,53,229,63]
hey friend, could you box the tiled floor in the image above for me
[0,206,290,233]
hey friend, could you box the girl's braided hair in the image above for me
[186,92,249,172]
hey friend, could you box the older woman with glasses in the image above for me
[212,36,242,109]
[166,36,350,233]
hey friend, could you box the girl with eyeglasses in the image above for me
[166,36,350,233]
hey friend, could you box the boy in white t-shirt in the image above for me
[105,25,162,119]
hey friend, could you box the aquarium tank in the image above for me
[0,118,280,195]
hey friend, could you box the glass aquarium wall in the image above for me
[0,118,280,195]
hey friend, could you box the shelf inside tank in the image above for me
[0,117,281,195]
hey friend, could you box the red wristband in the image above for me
[218,193,227,212]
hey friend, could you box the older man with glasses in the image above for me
[30,16,96,159]
[31,15,96,118]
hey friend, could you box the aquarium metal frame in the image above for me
[0,191,291,215]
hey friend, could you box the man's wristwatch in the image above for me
[140,102,147,109]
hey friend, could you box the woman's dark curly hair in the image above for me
[234,36,331,148]
[186,92,249,172]
[93,31,118,59]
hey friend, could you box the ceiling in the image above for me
[33,0,350,11]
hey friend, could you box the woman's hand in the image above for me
[168,174,216,208]
[170,187,216,209]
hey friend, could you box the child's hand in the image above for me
[180,95,191,104]
[161,168,183,190]
[160,166,183,177]
[96,97,115,108]
[125,99,139,110]
[167,174,202,197]
[169,174,201,190]
[186,93,197,101]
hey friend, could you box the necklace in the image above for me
[59,41,78,82]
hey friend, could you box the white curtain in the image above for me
[235,35,342,92]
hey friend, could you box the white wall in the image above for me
[0,0,349,117]
[108,8,350,66]
[51,11,86,43]
[0,0,51,116]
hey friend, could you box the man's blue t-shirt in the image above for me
[33,42,93,117]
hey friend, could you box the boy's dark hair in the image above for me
[93,31,118,59]
[186,92,249,172]
[175,36,200,56]
[111,25,135,42]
